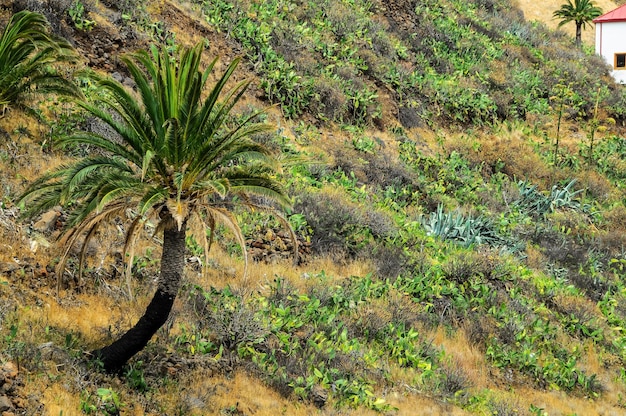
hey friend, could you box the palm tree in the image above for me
[0,10,79,117]
[20,42,293,371]
[553,0,602,47]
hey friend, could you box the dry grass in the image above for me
[464,129,553,187]
[516,386,620,415]
[197,243,375,295]
[430,327,491,390]
[32,292,141,344]
[42,383,84,416]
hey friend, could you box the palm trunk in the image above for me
[92,222,186,372]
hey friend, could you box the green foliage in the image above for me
[184,0,611,128]
[124,361,148,392]
[68,0,96,31]
[514,179,589,217]
[0,11,80,117]
[80,388,124,415]
[421,205,508,248]
[184,277,404,410]
[590,135,626,182]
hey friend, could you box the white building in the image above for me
[594,4,626,84]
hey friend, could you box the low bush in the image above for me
[471,132,551,185]
[442,250,496,284]
[368,244,410,281]
[192,287,268,352]
[309,74,348,122]
[437,361,471,397]
[293,190,395,259]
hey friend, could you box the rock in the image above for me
[33,210,59,233]
[310,385,328,408]
[0,395,13,412]
[1,363,17,380]
[0,380,13,395]
[12,397,25,409]
[251,240,264,248]
[0,263,19,274]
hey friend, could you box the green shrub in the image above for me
[294,191,395,258]
[68,0,95,31]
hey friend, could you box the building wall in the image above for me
[596,21,626,83]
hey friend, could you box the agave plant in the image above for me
[421,205,507,248]
[514,179,586,217]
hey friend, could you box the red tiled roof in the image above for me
[594,4,626,23]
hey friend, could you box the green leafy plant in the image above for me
[68,0,96,31]
[80,388,124,415]
[352,135,376,153]
[0,11,80,118]
[514,179,588,217]
[421,205,509,248]
[124,361,148,392]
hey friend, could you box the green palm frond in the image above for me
[0,11,80,113]
[553,0,602,28]
[138,186,168,215]
[61,156,134,202]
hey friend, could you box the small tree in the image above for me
[553,0,602,48]
[20,42,293,371]
[0,11,79,118]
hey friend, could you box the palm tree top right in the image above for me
[553,0,602,48]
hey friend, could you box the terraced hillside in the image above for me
[1,0,626,415]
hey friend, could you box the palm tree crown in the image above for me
[0,10,80,116]
[553,0,602,47]
[22,42,289,266]
[20,42,291,370]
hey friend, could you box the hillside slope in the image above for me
[1,0,626,415]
